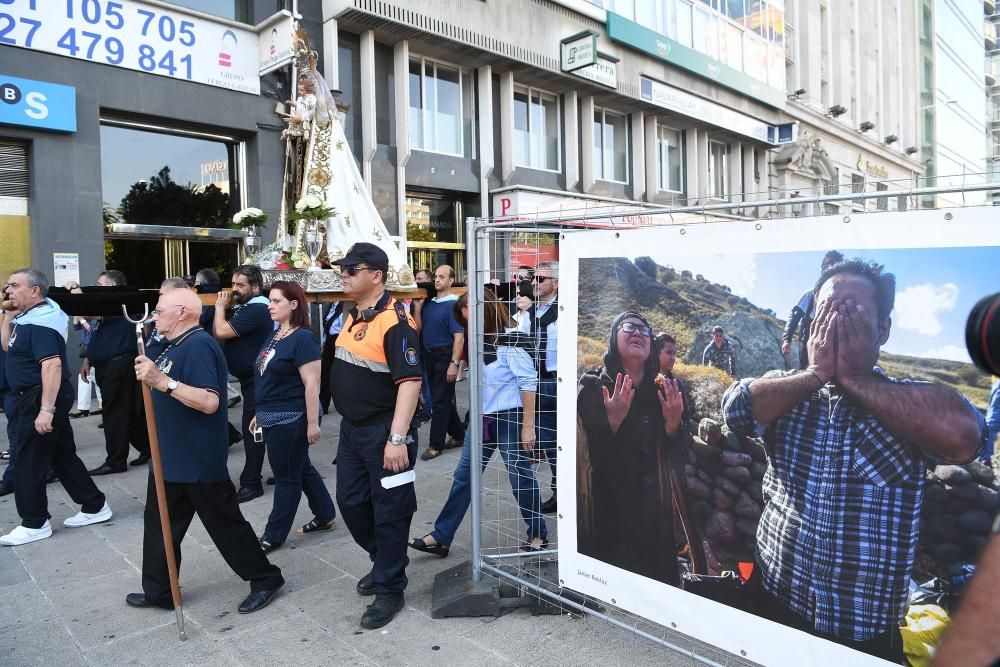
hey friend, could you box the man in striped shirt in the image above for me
[722,258,985,662]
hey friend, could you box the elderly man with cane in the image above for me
[128,288,283,614]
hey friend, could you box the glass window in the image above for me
[593,108,628,183]
[100,122,238,229]
[166,0,250,22]
[876,182,889,211]
[677,0,694,46]
[852,173,866,207]
[635,0,656,27]
[409,57,466,157]
[611,0,636,20]
[514,86,560,171]
[708,141,727,198]
[722,22,743,70]
[656,124,683,192]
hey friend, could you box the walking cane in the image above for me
[125,305,187,641]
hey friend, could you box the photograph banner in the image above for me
[556,206,999,666]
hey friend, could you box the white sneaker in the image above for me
[64,502,112,528]
[0,521,52,546]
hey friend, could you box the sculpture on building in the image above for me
[773,131,836,184]
[271,25,415,289]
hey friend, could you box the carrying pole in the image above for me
[124,305,186,641]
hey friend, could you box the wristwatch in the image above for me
[164,378,179,395]
[387,433,413,446]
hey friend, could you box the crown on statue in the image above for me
[292,24,318,75]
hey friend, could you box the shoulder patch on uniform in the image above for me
[405,347,418,365]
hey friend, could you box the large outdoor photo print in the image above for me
[560,211,998,665]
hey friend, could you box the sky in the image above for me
[642,246,1000,363]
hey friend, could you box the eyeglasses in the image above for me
[151,304,185,317]
[618,321,652,337]
[343,265,380,276]
[532,276,552,283]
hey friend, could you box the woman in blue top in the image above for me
[409,290,548,556]
[250,281,336,553]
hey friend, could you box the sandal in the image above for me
[259,537,282,554]
[408,535,450,558]
[0,451,8,461]
[419,447,442,461]
[519,538,549,553]
[299,517,336,534]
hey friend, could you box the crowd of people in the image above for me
[0,246,562,630]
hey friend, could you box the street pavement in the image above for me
[0,388,749,666]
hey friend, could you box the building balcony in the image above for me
[987,21,997,49]
[989,0,997,16]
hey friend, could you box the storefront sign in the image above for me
[607,13,785,109]
[857,154,890,179]
[574,54,618,89]
[0,74,76,132]
[257,10,294,76]
[560,30,597,72]
[640,76,775,144]
[52,252,80,287]
[0,0,260,94]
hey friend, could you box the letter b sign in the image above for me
[1,83,22,105]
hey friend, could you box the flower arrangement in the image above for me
[231,206,268,229]
[288,193,335,221]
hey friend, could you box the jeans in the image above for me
[262,416,337,544]
[432,409,547,547]
[537,377,558,494]
[238,377,265,488]
[984,379,1000,462]
[2,391,18,486]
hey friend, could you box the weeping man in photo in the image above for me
[722,259,987,662]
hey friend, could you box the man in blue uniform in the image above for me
[211,265,273,502]
[129,288,283,613]
[79,270,151,475]
[0,269,111,546]
[331,243,422,629]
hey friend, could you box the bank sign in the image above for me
[0,0,260,94]
[607,13,784,109]
[0,74,76,132]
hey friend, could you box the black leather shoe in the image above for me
[45,470,58,485]
[236,486,263,503]
[360,595,404,629]
[238,583,283,614]
[129,454,151,467]
[356,571,376,596]
[125,593,173,610]
[540,497,557,514]
[69,409,89,419]
[88,463,127,476]
[0,482,13,497]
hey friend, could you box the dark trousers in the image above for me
[95,355,150,467]
[336,419,417,598]
[237,376,264,488]
[745,565,905,664]
[319,337,336,414]
[262,416,337,544]
[425,348,465,450]
[141,473,283,604]
[14,384,105,528]
[2,391,18,486]
[537,377,558,493]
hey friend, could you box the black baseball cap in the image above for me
[332,242,389,271]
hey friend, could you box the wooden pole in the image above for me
[125,306,186,641]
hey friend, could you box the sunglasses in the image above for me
[532,276,552,283]
[618,321,652,337]
[343,265,380,276]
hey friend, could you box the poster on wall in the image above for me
[556,207,997,666]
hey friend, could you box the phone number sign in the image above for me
[0,0,260,95]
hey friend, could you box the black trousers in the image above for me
[237,376,264,488]
[141,473,283,604]
[14,384,105,529]
[319,336,336,414]
[744,564,905,664]
[95,355,150,467]
[425,347,465,450]
[336,419,418,598]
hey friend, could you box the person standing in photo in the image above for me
[529,261,559,513]
[252,281,337,553]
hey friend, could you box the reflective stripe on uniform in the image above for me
[335,345,390,374]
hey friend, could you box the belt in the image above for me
[95,352,134,364]
[424,346,452,353]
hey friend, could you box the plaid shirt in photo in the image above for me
[722,368,987,642]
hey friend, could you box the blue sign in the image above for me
[0,74,76,133]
